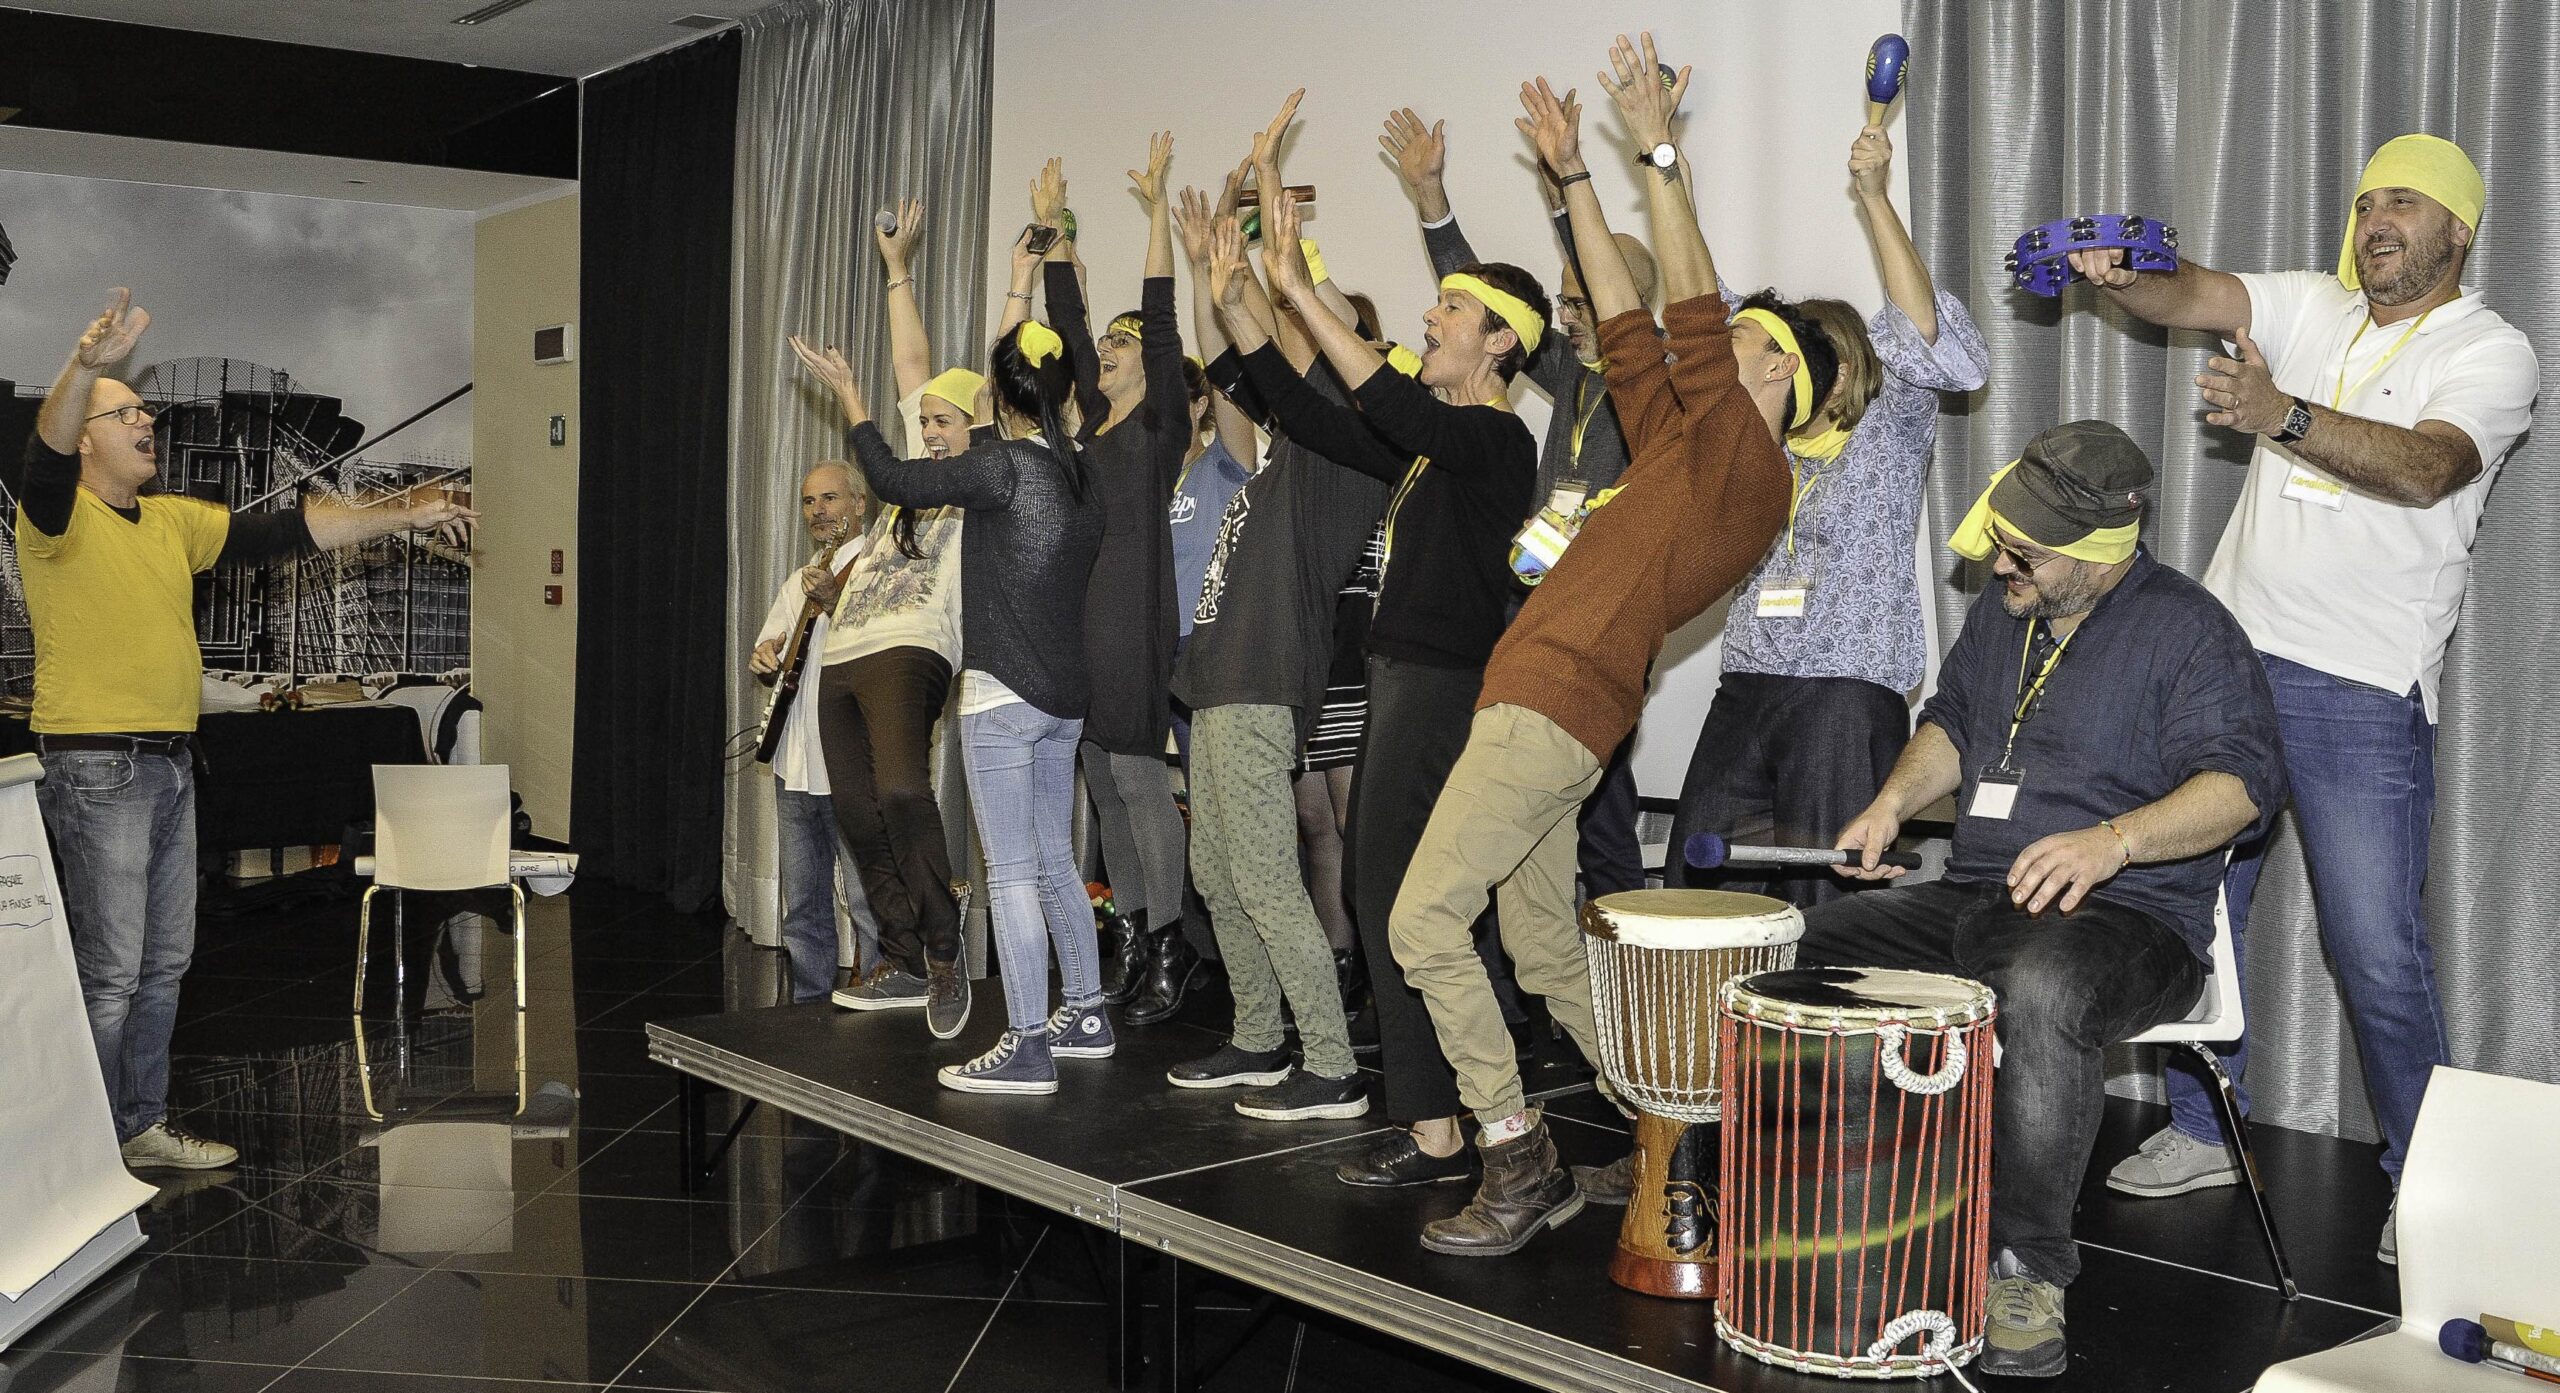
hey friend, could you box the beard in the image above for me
[2358,231,2460,306]
[2000,562,2109,621]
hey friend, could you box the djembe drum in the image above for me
[1580,890,1803,1298]
[1716,967,1998,1379]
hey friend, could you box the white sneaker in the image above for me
[2104,1125,2242,1197]
[121,1122,239,1171]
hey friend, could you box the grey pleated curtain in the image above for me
[721,0,994,946]
[1904,0,2560,1142]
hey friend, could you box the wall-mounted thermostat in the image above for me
[533,323,576,365]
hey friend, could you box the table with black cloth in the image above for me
[0,705,428,852]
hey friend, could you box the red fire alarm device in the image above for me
[543,585,562,606]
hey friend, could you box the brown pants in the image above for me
[1387,703,1607,1127]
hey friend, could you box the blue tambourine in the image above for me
[2004,214,2179,297]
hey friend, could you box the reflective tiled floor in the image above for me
[1,877,1533,1393]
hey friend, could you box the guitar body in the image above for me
[753,605,825,765]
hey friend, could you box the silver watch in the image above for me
[1636,142,1678,172]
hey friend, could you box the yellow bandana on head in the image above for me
[1734,308,1815,430]
[1440,273,1545,356]
[1016,321,1064,368]
[1385,343,1425,378]
[1106,314,1146,343]
[921,368,987,418]
[2338,134,2485,291]
[1949,462,2139,565]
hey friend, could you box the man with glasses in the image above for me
[18,290,475,1171]
[1796,420,2284,1378]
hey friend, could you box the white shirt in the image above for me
[2205,271,2539,717]
[755,537,865,793]
[821,386,963,669]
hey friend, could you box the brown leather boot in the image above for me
[1419,1110,1584,1256]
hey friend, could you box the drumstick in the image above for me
[1865,33,1910,125]
[1686,832,1921,872]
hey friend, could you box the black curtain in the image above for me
[573,33,739,909]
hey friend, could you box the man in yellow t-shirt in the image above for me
[18,291,475,1172]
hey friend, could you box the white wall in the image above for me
[990,0,1919,796]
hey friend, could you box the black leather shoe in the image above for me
[1337,1130,1478,1188]
[1100,910,1149,1005]
[1124,922,1202,1026]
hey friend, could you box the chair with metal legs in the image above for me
[2116,880,2298,1300]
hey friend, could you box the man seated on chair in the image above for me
[1803,419,2284,1379]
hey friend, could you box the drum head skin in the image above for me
[1728,966,1995,1026]
[1583,889,1805,951]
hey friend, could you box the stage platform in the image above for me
[648,1003,2401,1393]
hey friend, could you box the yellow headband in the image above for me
[921,367,987,417]
[1948,462,2140,565]
[1734,307,1815,430]
[1106,314,1146,343]
[1385,343,1425,378]
[2339,134,2483,291]
[1440,273,1545,356]
[1016,321,1064,368]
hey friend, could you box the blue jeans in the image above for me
[2167,652,2447,1182]
[39,746,198,1143]
[961,701,1098,1032]
[777,781,872,1003]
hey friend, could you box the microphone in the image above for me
[874,209,899,236]
[1866,33,1911,125]
[1685,832,1920,872]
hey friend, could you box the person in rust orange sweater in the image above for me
[1387,39,1842,1257]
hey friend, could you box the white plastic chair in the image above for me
[2117,881,2299,1300]
[2255,1067,2560,1391]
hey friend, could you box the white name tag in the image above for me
[2281,464,2346,511]
[1756,585,1809,618]
[1969,772,2021,821]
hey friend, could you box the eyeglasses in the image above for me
[84,394,217,427]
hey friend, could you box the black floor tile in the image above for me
[563,1121,853,1203]
[439,1192,792,1283]
[609,1281,990,1392]
[0,1349,295,1393]
[15,1255,428,1370]
[292,1270,701,1385]
[269,1371,601,1392]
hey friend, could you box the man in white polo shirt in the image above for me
[2069,134,2539,1261]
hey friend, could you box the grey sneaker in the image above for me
[925,958,972,1040]
[2104,1125,2242,1197]
[937,1030,1057,1095]
[1572,1149,1637,1207]
[833,964,929,1011]
[1045,1002,1117,1059]
[121,1122,239,1171]
[2377,1199,2397,1265]
[1981,1249,2068,1378]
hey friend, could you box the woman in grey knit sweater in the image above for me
[794,323,1108,1096]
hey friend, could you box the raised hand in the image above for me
[1173,187,1218,267]
[75,289,152,371]
[1209,215,1250,310]
[1128,130,1175,207]
[876,196,927,271]
[1251,88,1306,181]
[1262,189,1312,301]
[1848,125,1892,200]
[1009,223,1045,280]
[1215,154,1252,219]
[1599,32,1687,150]
[788,335,868,420]
[2065,247,2141,290]
[1379,107,1447,193]
[406,494,478,550]
[1030,157,1067,226]
[1514,78,1586,177]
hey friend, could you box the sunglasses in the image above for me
[1988,531,2062,574]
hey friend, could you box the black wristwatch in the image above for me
[2271,397,2313,446]
[1636,142,1679,175]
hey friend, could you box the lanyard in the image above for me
[1566,371,1609,479]
[2002,620,2077,769]
[2330,309,2432,410]
[1173,451,1199,502]
[1782,454,1834,562]
[1379,456,1429,577]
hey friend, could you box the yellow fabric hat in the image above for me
[1016,321,1064,368]
[1440,272,1545,356]
[1734,307,1815,430]
[921,368,987,417]
[1949,461,2139,566]
[2338,134,2485,290]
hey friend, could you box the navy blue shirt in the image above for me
[1922,547,2284,960]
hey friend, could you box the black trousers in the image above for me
[1575,736,1644,898]
[1344,653,1527,1124]
[1797,878,2201,1285]
[1667,672,1910,909]
[815,646,959,975]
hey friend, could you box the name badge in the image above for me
[1969,769,2022,821]
[1756,584,1810,619]
[2281,464,2346,511]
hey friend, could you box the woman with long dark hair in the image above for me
[794,321,1106,1096]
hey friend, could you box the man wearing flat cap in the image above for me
[1802,420,2285,1378]
[2069,134,2540,1250]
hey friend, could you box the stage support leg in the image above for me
[1154,1251,1196,1393]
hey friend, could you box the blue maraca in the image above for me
[1865,34,1910,124]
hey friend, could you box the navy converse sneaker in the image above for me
[1045,1002,1117,1059]
[937,1030,1057,1095]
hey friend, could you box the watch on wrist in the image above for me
[2271,397,2313,445]
[1636,142,1678,172]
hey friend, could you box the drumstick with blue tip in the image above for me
[1686,832,1922,872]
[1866,34,1910,126]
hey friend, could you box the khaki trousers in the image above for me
[1387,703,1606,1127]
